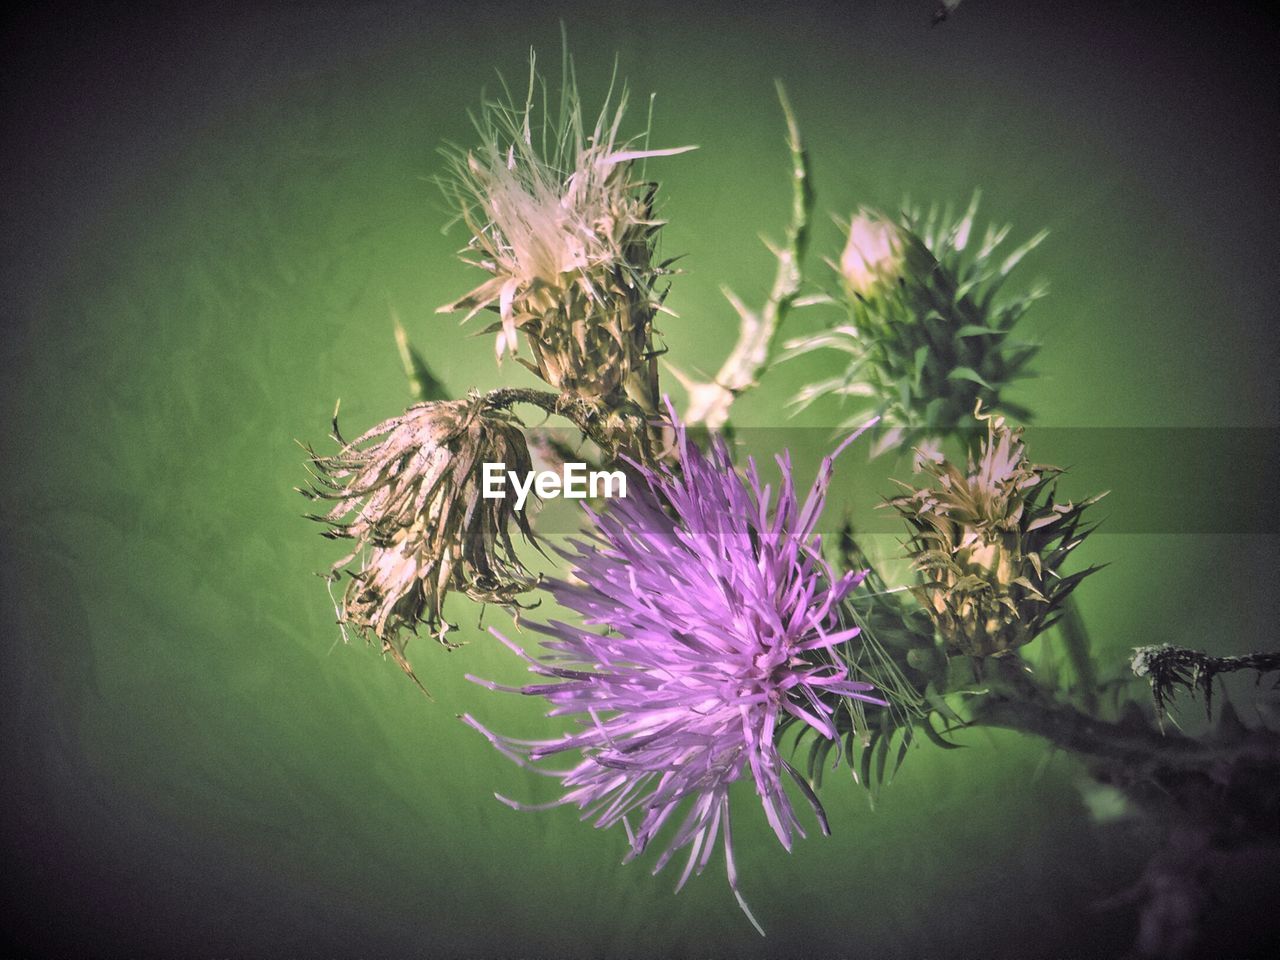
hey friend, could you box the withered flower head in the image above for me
[303,394,536,681]
[888,407,1105,657]
[437,57,693,414]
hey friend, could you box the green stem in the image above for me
[483,387,654,463]
[972,696,1218,768]
[677,82,812,431]
[967,658,1280,771]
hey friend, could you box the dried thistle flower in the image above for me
[437,56,693,416]
[1132,644,1280,721]
[302,394,536,682]
[787,194,1045,454]
[888,407,1105,658]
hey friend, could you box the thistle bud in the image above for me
[303,395,536,680]
[839,212,902,297]
[888,408,1104,658]
[786,196,1044,453]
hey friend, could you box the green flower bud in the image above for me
[786,195,1046,454]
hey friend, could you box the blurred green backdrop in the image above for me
[2,1,1277,956]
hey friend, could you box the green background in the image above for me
[2,1,1276,956]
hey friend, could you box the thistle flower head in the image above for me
[888,406,1105,657]
[464,408,885,932]
[438,56,693,413]
[303,394,536,680]
[787,194,1046,454]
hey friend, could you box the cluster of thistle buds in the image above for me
[300,51,1125,933]
[889,405,1106,658]
[786,197,1046,455]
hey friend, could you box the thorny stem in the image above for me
[971,691,1276,768]
[482,386,658,465]
[838,628,1280,776]
[674,82,812,432]
[939,656,1280,776]
[482,386,577,418]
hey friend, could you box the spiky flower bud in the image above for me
[839,212,903,297]
[888,408,1105,657]
[303,395,536,680]
[437,60,692,418]
[787,195,1045,454]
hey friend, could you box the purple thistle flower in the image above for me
[463,410,884,933]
